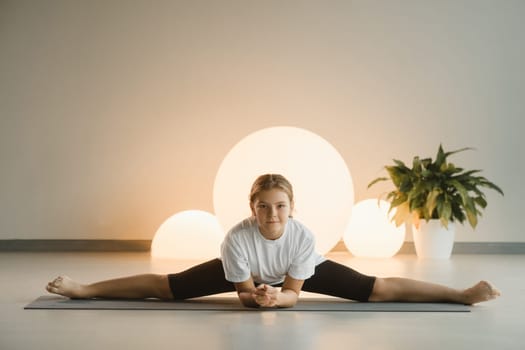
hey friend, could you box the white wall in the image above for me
[1,0,523,243]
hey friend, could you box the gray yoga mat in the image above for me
[25,296,470,312]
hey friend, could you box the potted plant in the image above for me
[368,144,503,258]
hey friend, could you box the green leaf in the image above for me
[386,191,397,202]
[393,159,410,171]
[421,158,432,169]
[479,179,504,196]
[435,144,446,168]
[368,177,389,188]
[474,196,487,209]
[444,147,474,158]
[448,179,469,206]
[447,164,464,174]
[442,200,452,222]
[386,166,404,187]
[412,156,422,173]
[399,178,413,193]
[390,194,408,210]
[466,207,478,228]
[392,202,411,227]
[457,169,482,177]
[425,189,440,218]
[437,194,452,224]
[440,216,449,229]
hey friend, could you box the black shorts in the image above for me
[167,258,376,302]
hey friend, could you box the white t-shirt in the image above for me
[220,217,326,285]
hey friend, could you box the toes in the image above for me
[483,281,501,297]
[464,281,501,304]
[49,281,59,288]
[478,281,501,301]
[490,286,501,296]
[47,277,65,294]
[491,284,502,296]
[49,276,64,288]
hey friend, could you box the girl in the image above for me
[46,174,500,307]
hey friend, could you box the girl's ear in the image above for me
[250,202,256,217]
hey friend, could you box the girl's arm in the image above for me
[234,278,259,308]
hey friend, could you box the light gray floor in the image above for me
[1,252,523,350]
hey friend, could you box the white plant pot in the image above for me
[413,220,455,259]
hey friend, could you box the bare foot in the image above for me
[46,276,87,299]
[462,281,501,305]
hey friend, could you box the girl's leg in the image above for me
[46,259,235,300]
[302,260,376,302]
[368,277,500,305]
[46,274,173,300]
[167,258,235,300]
[303,260,500,305]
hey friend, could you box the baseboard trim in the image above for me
[0,239,151,252]
[1,239,524,254]
[332,240,525,255]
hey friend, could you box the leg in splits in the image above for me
[46,274,173,300]
[302,260,500,305]
[46,258,235,300]
[368,277,500,305]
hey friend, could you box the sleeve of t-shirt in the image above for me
[220,233,251,283]
[287,229,317,280]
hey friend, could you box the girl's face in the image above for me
[251,189,293,240]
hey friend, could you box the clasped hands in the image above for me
[251,284,279,307]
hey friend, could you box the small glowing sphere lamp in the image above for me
[213,126,354,255]
[151,210,224,260]
[343,199,405,258]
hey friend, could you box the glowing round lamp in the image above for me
[343,199,405,258]
[151,210,224,260]
[213,126,354,255]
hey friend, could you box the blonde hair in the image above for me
[249,174,294,205]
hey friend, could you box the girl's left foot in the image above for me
[462,281,501,305]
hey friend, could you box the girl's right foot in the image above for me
[46,276,87,298]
